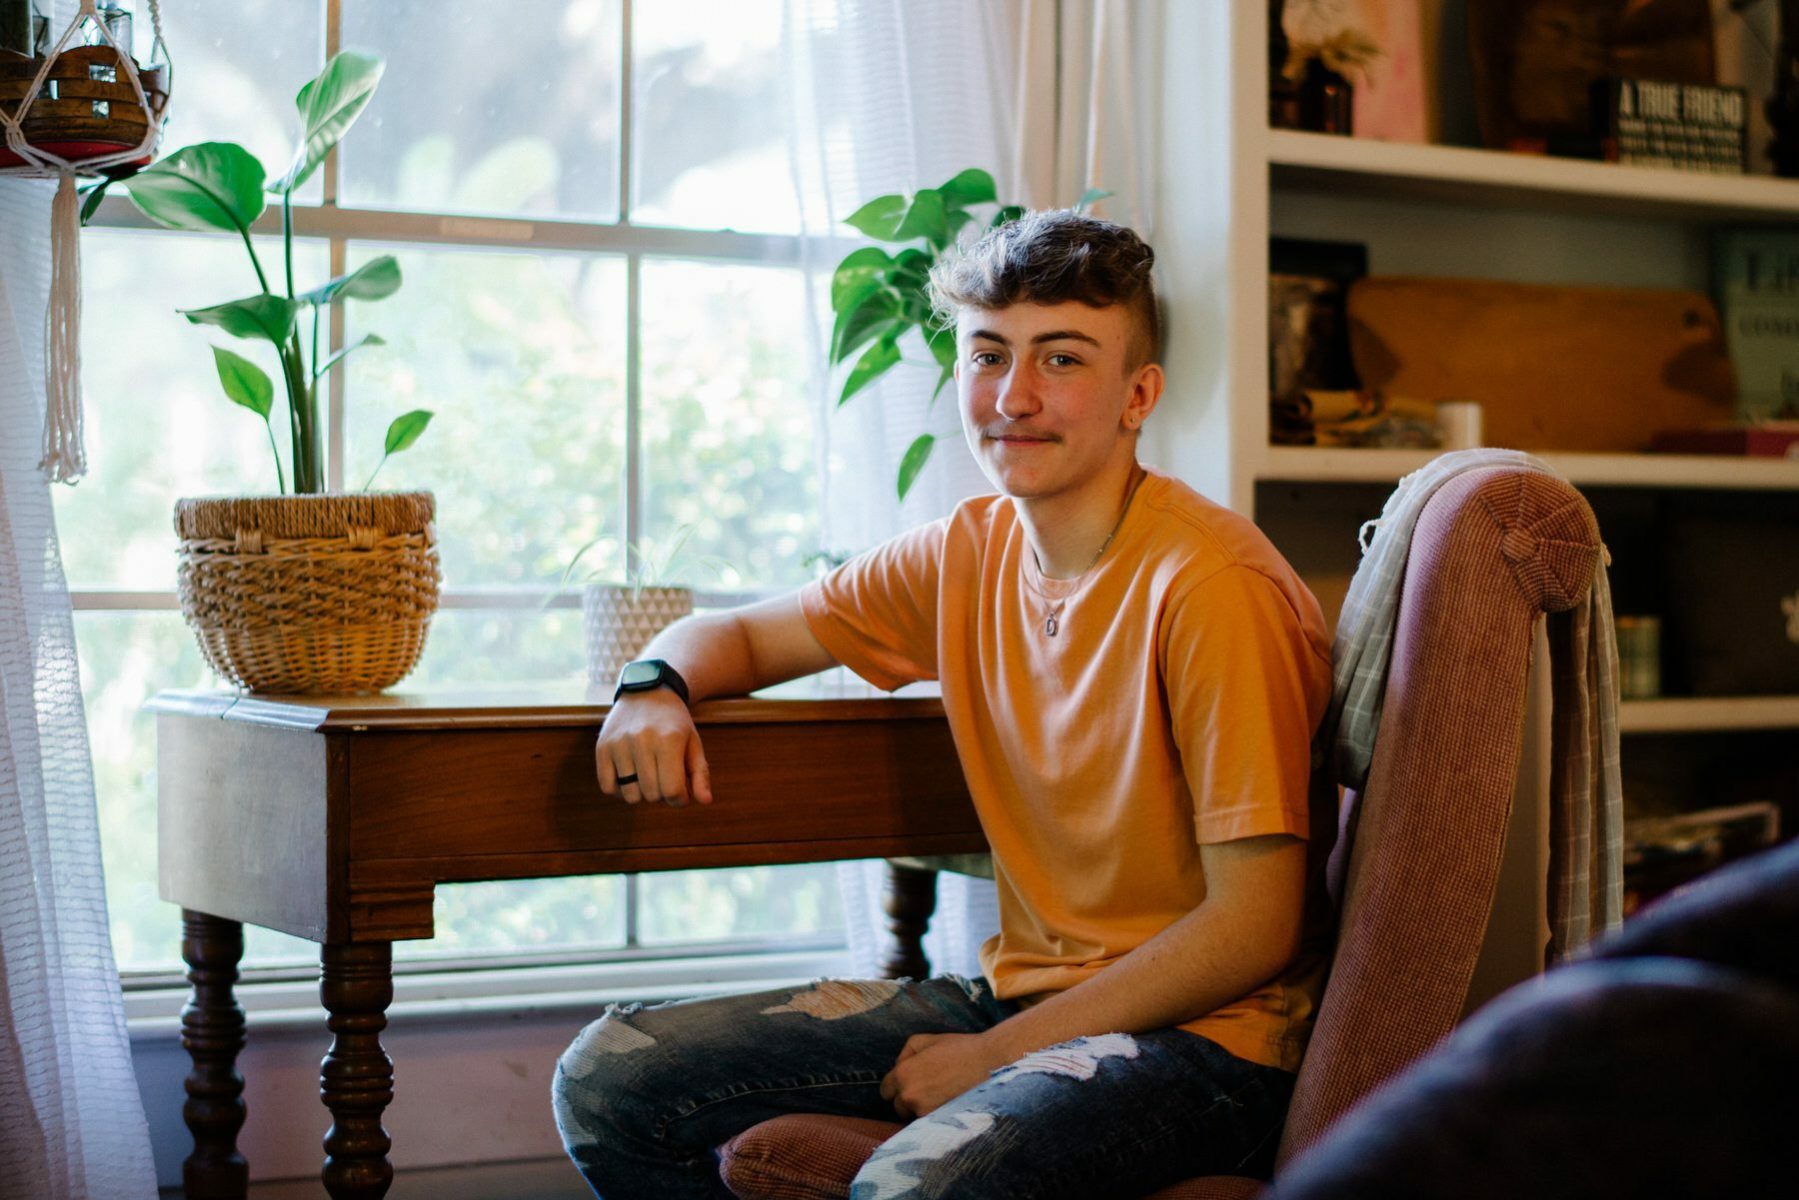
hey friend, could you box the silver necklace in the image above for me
[1035,467,1146,637]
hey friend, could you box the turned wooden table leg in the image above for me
[879,862,939,980]
[181,909,249,1200]
[320,941,395,1199]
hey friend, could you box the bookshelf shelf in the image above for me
[1257,448,1799,491]
[1265,129,1799,224]
[1619,696,1799,734]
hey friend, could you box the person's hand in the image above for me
[878,1032,1011,1119]
[595,689,712,807]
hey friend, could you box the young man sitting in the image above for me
[553,209,1335,1200]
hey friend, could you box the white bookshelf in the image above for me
[1266,128,1799,224]
[1619,696,1799,734]
[1258,448,1799,491]
[1152,3,1799,742]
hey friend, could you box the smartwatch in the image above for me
[613,658,691,705]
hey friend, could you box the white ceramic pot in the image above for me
[582,584,694,689]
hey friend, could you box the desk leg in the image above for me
[880,862,939,980]
[180,910,249,1200]
[320,941,395,1199]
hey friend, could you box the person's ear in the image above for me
[1124,362,1164,430]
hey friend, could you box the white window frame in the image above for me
[79,0,852,993]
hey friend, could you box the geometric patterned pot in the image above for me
[582,584,693,690]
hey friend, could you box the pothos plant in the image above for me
[86,50,430,495]
[828,170,1107,499]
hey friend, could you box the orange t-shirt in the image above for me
[799,469,1335,1072]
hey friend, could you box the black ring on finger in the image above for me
[616,773,639,785]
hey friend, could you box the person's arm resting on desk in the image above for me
[594,594,837,806]
[879,833,1307,1118]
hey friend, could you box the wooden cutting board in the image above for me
[1347,277,1737,452]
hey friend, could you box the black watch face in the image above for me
[619,660,662,689]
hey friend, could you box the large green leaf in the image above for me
[830,288,900,365]
[831,247,894,313]
[182,294,301,345]
[839,335,900,407]
[210,346,273,418]
[924,323,958,370]
[845,188,950,245]
[383,409,434,454]
[124,142,267,234]
[276,50,385,194]
[897,434,935,500]
[893,188,949,246]
[844,193,908,240]
[299,256,402,306]
[889,247,933,291]
[937,168,997,209]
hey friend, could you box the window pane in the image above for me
[339,0,622,220]
[150,0,326,204]
[641,261,818,590]
[343,245,627,590]
[403,607,585,688]
[411,876,626,960]
[55,230,328,591]
[639,863,844,945]
[632,0,794,232]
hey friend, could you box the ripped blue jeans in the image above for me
[552,974,1295,1200]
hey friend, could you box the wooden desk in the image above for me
[152,682,981,1200]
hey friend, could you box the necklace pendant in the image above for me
[1045,613,1059,637]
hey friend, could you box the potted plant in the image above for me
[556,526,728,689]
[1271,0,1380,135]
[827,170,1106,499]
[828,167,1022,500]
[106,50,439,694]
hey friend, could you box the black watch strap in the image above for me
[613,658,690,705]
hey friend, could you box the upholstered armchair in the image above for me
[719,465,1606,1199]
[1262,838,1799,1199]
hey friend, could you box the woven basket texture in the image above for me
[175,492,440,694]
[584,585,694,687]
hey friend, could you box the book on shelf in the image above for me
[1714,229,1799,421]
[1593,78,1747,174]
[1648,422,1799,458]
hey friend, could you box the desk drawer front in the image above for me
[347,721,977,866]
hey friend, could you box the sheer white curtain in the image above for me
[782,0,1160,978]
[0,6,158,1188]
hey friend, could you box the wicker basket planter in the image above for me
[583,584,693,689]
[175,492,440,695]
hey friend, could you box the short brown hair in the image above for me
[927,209,1159,368]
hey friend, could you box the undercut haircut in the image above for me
[927,209,1160,369]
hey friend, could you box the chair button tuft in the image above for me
[1500,526,1538,564]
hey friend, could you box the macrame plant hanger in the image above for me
[0,0,169,484]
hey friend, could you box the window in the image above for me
[65,0,844,976]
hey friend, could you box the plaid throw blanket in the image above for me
[1315,449,1623,961]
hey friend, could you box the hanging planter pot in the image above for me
[582,584,693,689]
[175,492,441,695]
[2,0,173,485]
[0,42,168,169]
